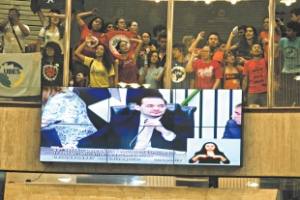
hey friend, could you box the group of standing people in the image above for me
[1,6,300,106]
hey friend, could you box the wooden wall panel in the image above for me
[145,176,176,187]
[0,106,300,177]
[219,178,260,189]
[4,183,278,200]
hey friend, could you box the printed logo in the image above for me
[86,35,99,48]
[109,34,130,58]
[284,47,298,59]
[0,61,24,88]
[197,66,213,78]
[43,64,59,81]
[171,66,186,83]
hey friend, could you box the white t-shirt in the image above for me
[38,26,64,51]
[3,23,30,53]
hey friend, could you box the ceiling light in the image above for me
[230,0,238,4]
[204,0,214,5]
[280,0,296,6]
[225,0,240,4]
[294,75,300,81]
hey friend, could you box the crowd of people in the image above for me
[0,6,300,106]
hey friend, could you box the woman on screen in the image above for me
[189,142,230,164]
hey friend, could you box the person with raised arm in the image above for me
[115,38,143,84]
[227,26,260,65]
[37,9,65,52]
[74,9,108,85]
[0,8,30,53]
[186,45,222,89]
[75,36,115,88]
[139,50,164,89]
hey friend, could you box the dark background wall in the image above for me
[70,0,168,47]
[70,0,300,47]
[73,0,268,44]
[0,0,298,48]
[173,1,268,42]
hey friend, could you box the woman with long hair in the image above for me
[189,142,230,164]
[128,20,141,39]
[41,42,63,86]
[104,22,114,32]
[137,32,156,69]
[115,17,127,31]
[141,32,156,53]
[139,51,164,89]
[76,9,106,45]
[74,9,108,80]
[236,26,260,61]
[37,9,65,52]
[222,51,243,89]
[115,38,143,84]
[75,36,115,87]
[226,26,260,64]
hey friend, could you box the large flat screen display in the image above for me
[40,87,243,166]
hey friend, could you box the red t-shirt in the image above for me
[194,48,224,63]
[193,59,222,89]
[76,24,108,59]
[119,56,138,83]
[243,58,268,94]
[80,24,107,45]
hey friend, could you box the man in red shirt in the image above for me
[186,45,222,89]
[242,43,268,107]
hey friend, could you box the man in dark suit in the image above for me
[222,104,242,139]
[78,89,195,151]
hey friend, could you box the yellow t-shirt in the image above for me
[84,57,115,87]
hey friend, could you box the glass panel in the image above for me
[0,0,77,103]
[5,172,177,187]
[173,0,268,108]
[0,4,42,103]
[273,0,300,107]
[69,0,167,89]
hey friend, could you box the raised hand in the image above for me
[91,8,98,15]
[197,31,205,40]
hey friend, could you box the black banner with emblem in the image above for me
[30,0,84,13]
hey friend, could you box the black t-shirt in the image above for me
[41,60,63,86]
